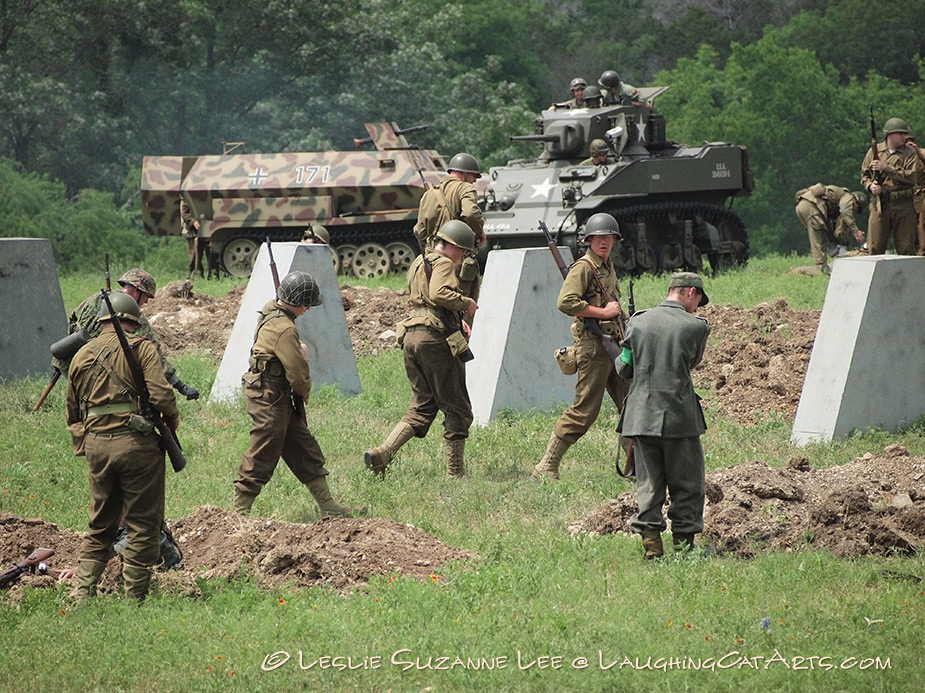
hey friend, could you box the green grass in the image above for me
[2,252,922,692]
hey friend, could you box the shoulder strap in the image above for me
[437,179,461,220]
[578,256,614,303]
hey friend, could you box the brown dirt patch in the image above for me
[1,506,472,599]
[569,444,925,558]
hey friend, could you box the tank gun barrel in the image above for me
[510,134,560,144]
[354,123,431,148]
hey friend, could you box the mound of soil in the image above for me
[0,506,472,599]
[569,444,925,558]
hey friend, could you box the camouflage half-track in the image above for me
[481,87,755,275]
[140,123,447,278]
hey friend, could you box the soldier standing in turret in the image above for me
[598,70,648,108]
[548,77,587,110]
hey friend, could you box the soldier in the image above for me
[598,70,647,108]
[861,117,920,256]
[60,269,200,400]
[233,271,354,517]
[548,77,587,110]
[579,139,612,167]
[617,272,710,560]
[531,213,628,482]
[66,292,179,600]
[414,152,485,307]
[904,133,925,255]
[180,199,207,279]
[795,184,868,273]
[302,224,331,244]
[581,85,604,108]
[364,221,478,479]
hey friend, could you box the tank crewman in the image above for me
[59,269,200,400]
[414,152,484,306]
[617,272,710,560]
[794,184,867,273]
[531,213,628,482]
[66,292,179,600]
[548,77,587,110]
[581,85,604,108]
[364,221,478,479]
[904,132,925,255]
[598,70,648,108]
[861,117,920,256]
[233,271,355,517]
[180,199,207,279]
[579,139,613,167]
[302,224,331,244]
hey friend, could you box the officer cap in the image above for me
[278,271,322,307]
[118,269,157,298]
[669,271,709,306]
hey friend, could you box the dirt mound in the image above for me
[569,444,925,557]
[0,506,473,598]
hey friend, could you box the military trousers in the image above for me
[868,198,917,255]
[629,435,705,536]
[795,199,835,267]
[79,430,165,567]
[400,328,473,441]
[553,336,628,444]
[234,372,327,497]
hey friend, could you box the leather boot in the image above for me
[306,476,352,518]
[445,438,466,479]
[75,559,108,602]
[672,533,695,552]
[531,433,571,482]
[364,422,414,476]
[233,487,258,514]
[642,530,664,560]
[122,562,153,601]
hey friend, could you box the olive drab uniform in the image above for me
[794,184,863,268]
[233,300,331,504]
[861,142,920,255]
[66,326,178,599]
[180,199,206,278]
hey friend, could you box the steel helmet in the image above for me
[447,153,482,179]
[883,117,910,135]
[589,139,609,156]
[436,220,476,252]
[118,269,157,298]
[303,224,330,244]
[99,291,141,323]
[851,191,869,209]
[569,77,587,91]
[598,70,622,90]
[582,85,603,107]
[581,213,622,241]
[278,271,322,307]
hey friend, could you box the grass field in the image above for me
[1,252,922,692]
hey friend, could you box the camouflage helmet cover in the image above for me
[278,271,322,307]
[303,224,330,244]
[436,220,476,252]
[569,77,588,90]
[581,212,622,240]
[99,290,142,323]
[118,269,157,298]
[883,117,910,135]
[589,139,609,156]
[447,152,482,179]
[598,70,622,90]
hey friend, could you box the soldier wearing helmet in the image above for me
[233,270,355,518]
[598,70,647,108]
[66,290,179,601]
[581,85,604,108]
[861,116,920,255]
[903,131,925,255]
[795,183,868,273]
[180,198,207,280]
[531,212,629,483]
[548,77,588,110]
[58,269,200,400]
[579,139,612,166]
[302,224,330,244]
[364,220,478,480]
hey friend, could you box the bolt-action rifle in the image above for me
[101,290,186,472]
[266,238,308,424]
[0,548,54,588]
[868,105,883,214]
[615,278,636,479]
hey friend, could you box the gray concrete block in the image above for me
[0,238,67,382]
[210,243,360,403]
[468,248,577,425]
[792,255,925,444]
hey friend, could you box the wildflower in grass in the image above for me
[277,598,286,605]
[667,619,673,627]
[760,617,771,630]
[704,635,710,642]
[207,667,213,672]
[215,655,223,660]
[430,573,440,582]
[59,610,67,616]
[685,622,692,630]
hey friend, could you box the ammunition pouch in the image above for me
[126,413,156,435]
[554,345,578,375]
[887,188,914,202]
[250,359,285,377]
[445,330,474,362]
[67,422,87,457]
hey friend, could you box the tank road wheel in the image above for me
[336,244,358,276]
[221,236,259,278]
[329,247,341,274]
[351,242,391,278]
[386,241,416,273]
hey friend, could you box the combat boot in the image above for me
[364,422,414,477]
[445,438,466,479]
[306,476,353,518]
[122,562,153,601]
[531,433,571,482]
[641,530,664,560]
[74,559,108,602]
[233,488,258,515]
[672,533,695,553]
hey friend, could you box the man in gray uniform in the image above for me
[616,272,711,559]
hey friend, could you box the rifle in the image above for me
[0,548,54,588]
[539,220,624,370]
[868,105,883,213]
[616,278,636,479]
[265,238,308,424]
[100,290,186,472]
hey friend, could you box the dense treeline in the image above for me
[1,0,924,261]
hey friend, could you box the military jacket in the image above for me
[250,300,312,402]
[795,184,862,239]
[558,249,622,338]
[602,83,641,106]
[861,143,920,196]
[66,328,178,436]
[413,176,484,248]
[402,249,469,332]
[616,300,709,438]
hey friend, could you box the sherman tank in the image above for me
[481,87,755,275]
[140,123,447,278]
